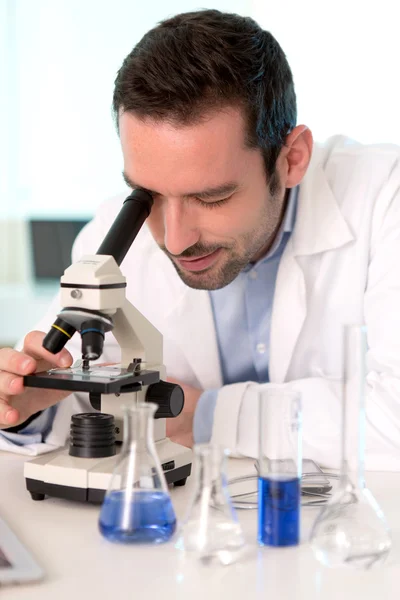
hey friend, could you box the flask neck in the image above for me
[341,326,367,490]
[193,445,227,493]
[122,402,156,452]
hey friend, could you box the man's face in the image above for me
[119,107,286,290]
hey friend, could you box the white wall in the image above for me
[252,0,400,145]
[2,0,400,220]
[1,0,251,219]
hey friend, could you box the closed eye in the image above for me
[196,195,233,209]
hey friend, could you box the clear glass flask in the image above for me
[310,325,391,568]
[178,444,246,565]
[98,402,176,544]
[258,386,302,547]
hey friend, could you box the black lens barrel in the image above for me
[69,413,116,458]
[96,189,153,266]
[80,319,105,361]
[43,318,76,354]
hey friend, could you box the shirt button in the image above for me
[249,270,258,279]
[256,343,266,354]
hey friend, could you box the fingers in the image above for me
[0,370,26,426]
[23,330,73,368]
[0,399,20,426]
[0,371,25,397]
[0,330,74,429]
[0,348,36,376]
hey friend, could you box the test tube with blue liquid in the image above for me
[257,386,302,547]
[99,402,176,544]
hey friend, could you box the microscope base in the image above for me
[24,439,192,504]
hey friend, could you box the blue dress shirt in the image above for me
[193,187,298,442]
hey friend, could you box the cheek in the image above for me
[146,206,164,242]
[213,201,264,239]
[145,197,264,244]
[192,206,252,240]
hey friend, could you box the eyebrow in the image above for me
[122,172,239,201]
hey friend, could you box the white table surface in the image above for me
[1,453,399,600]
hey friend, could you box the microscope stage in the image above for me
[24,366,160,394]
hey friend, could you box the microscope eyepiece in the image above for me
[43,318,76,354]
[80,319,106,361]
[96,188,153,266]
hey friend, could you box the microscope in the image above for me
[23,189,192,503]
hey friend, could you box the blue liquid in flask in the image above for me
[258,476,300,547]
[99,490,176,544]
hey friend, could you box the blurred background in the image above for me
[0,0,399,347]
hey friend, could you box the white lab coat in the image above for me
[5,136,400,470]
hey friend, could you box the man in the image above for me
[0,10,399,468]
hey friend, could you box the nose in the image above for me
[163,198,200,256]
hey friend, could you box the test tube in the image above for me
[257,386,302,547]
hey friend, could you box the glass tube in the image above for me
[310,325,391,568]
[258,386,302,547]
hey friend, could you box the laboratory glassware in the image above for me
[226,460,336,510]
[258,386,302,546]
[178,443,246,565]
[99,402,176,544]
[310,325,391,568]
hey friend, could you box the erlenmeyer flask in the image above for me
[99,402,176,544]
[310,325,391,568]
[178,444,246,565]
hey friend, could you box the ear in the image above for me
[279,125,313,188]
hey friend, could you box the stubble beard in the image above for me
[161,172,284,291]
[162,203,277,291]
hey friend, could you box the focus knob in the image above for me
[146,381,184,419]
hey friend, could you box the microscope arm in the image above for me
[113,298,163,370]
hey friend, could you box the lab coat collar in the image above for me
[269,154,355,382]
[292,159,354,256]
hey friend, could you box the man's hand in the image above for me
[166,378,203,448]
[0,331,73,429]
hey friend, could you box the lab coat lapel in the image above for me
[164,286,223,390]
[269,160,354,383]
[269,241,306,383]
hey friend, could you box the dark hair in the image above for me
[113,9,296,177]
